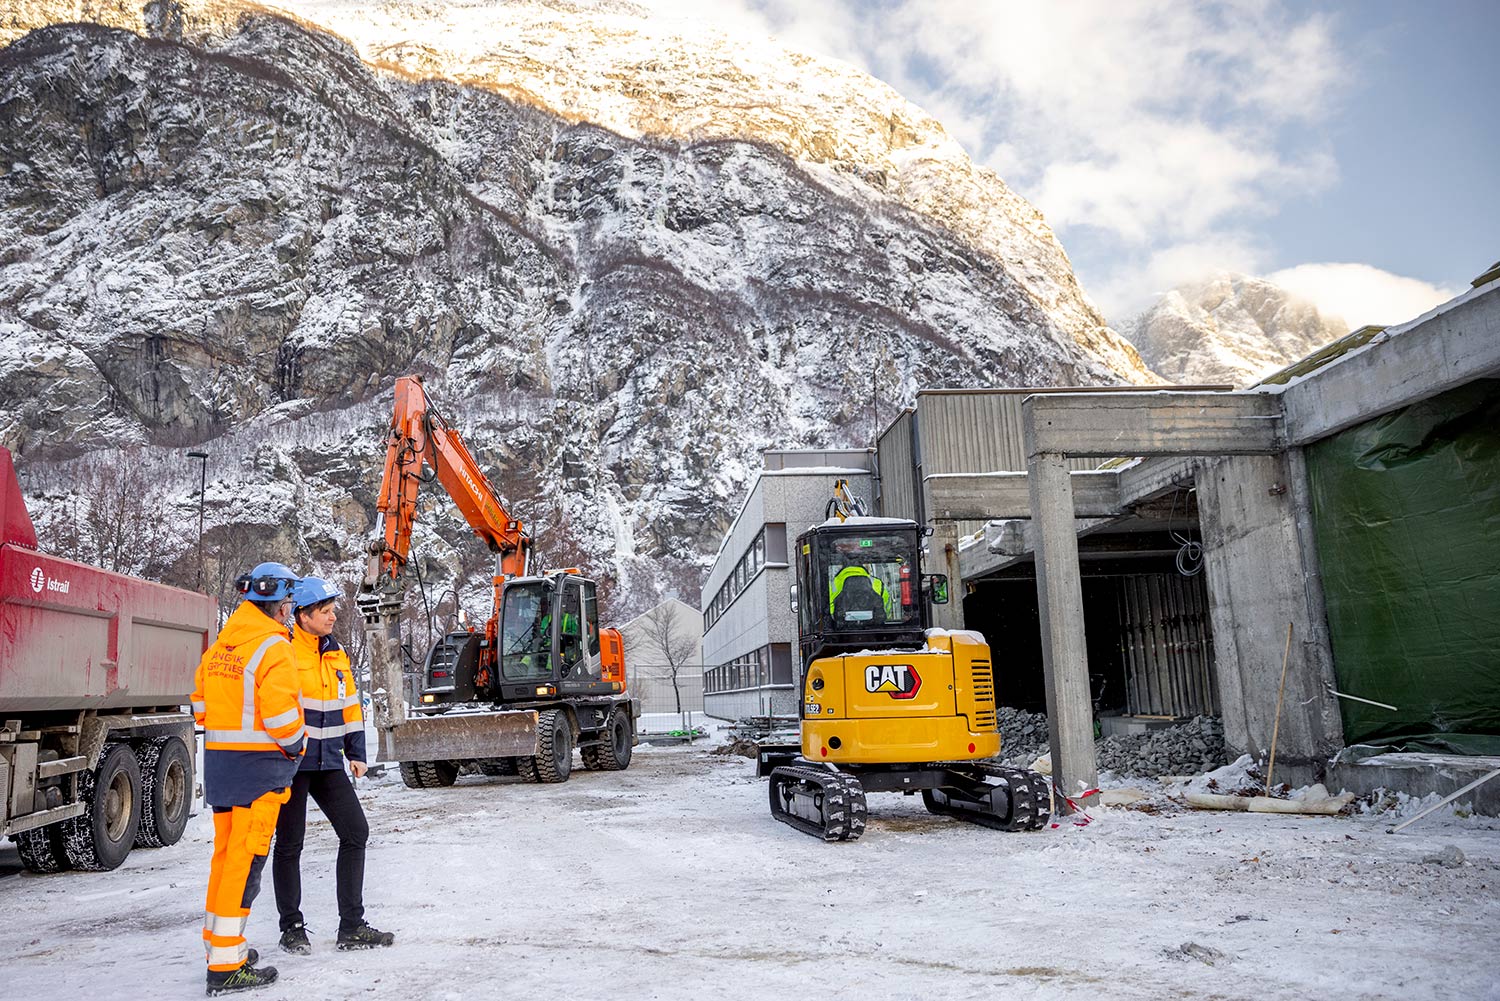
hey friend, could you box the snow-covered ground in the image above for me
[2,740,1498,1001]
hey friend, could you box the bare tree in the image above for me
[34,450,179,581]
[640,602,698,719]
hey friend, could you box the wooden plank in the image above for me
[1022,391,1285,458]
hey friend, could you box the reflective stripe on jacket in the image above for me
[192,601,304,807]
[290,626,367,770]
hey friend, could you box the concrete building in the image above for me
[618,598,705,717]
[875,270,1500,811]
[701,449,873,720]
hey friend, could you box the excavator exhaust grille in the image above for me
[971,660,996,730]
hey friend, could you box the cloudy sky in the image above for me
[639,0,1498,330]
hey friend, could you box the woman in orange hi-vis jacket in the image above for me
[192,562,306,997]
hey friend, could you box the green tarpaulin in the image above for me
[1306,378,1500,755]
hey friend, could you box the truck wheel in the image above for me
[399,762,425,789]
[15,824,72,874]
[413,760,458,788]
[62,743,142,871]
[135,736,192,848]
[533,709,573,783]
[478,757,517,777]
[582,709,633,771]
[515,755,540,783]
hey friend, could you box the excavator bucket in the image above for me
[376,709,539,762]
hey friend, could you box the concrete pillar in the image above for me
[929,520,964,631]
[1027,451,1097,805]
[1195,452,1343,784]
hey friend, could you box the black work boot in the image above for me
[206,962,279,995]
[336,922,395,950]
[245,949,259,966]
[279,923,311,955]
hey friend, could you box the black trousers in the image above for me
[271,769,369,933]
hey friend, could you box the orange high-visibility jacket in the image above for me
[290,626,367,770]
[192,601,305,807]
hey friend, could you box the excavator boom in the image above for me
[367,374,529,588]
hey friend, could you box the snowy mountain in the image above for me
[1126,273,1349,387]
[0,0,1154,620]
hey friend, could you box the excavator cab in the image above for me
[492,572,615,699]
[794,521,938,667]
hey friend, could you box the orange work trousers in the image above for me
[202,787,291,971]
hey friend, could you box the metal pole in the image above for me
[187,450,208,590]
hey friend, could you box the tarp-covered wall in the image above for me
[1306,378,1500,754]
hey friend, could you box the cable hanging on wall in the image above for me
[1168,485,1203,577]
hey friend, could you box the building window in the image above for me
[766,523,787,563]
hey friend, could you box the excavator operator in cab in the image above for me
[829,564,893,626]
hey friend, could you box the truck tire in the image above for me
[478,757,518,777]
[62,743,142,871]
[399,762,424,789]
[135,736,192,848]
[581,709,633,771]
[515,755,540,783]
[413,760,458,788]
[533,709,573,783]
[15,823,72,874]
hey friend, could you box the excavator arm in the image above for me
[365,374,530,588]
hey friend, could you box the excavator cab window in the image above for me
[798,528,924,645]
[584,582,602,659]
[814,528,923,635]
[500,582,554,681]
[558,578,589,678]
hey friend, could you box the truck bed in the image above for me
[0,542,216,712]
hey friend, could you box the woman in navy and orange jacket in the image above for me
[270,577,394,954]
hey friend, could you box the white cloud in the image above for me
[635,0,1349,316]
[1264,263,1458,330]
[1091,234,1268,323]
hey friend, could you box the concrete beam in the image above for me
[1027,452,1097,805]
[1023,391,1285,458]
[1281,283,1500,445]
[924,470,1122,521]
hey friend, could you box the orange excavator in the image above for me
[359,375,636,788]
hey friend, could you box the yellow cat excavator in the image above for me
[758,482,1050,841]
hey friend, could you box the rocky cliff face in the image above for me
[1127,273,1348,387]
[0,0,1154,618]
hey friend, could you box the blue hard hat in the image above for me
[238,561,301,602]
[292,576,341,611]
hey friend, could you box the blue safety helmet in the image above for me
[236,562,301,602]
[292,576,341,611]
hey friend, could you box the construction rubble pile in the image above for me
[998,709,1228,779]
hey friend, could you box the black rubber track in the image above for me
[768,765,867,842]
[921,763,1051,831]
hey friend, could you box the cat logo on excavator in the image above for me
[865,663,921,699]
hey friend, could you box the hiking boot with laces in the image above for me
[279,923,312,956]
[206,962,279,996]
[336,922,395,950]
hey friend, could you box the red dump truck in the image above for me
[0,447,216,872]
